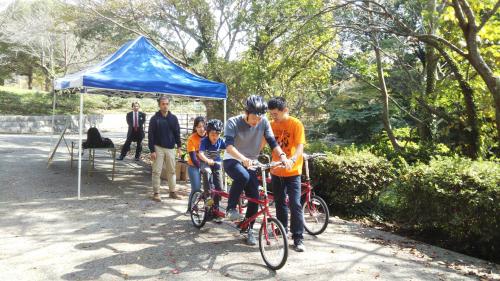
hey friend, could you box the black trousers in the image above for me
[120,131,143,158]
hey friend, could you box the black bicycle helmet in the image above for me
[206,119,224,133]
[245,95,268,116]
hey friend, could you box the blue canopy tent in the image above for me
[53,36,228,199]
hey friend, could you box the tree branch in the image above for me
[85,2,193,70]
[451,0,468,30]
[478,0,500,31]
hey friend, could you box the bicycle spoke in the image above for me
[259,218,288,270]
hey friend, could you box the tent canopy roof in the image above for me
[54,36,227,100]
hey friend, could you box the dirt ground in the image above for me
[0,134,498,281]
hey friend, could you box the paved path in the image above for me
[0,134,498,281]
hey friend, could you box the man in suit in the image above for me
[117,102,146,161]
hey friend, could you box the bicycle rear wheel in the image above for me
[303,195,329,235]
[190,191,208,228]
[258,217,288,270]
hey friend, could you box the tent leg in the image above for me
[223,99,227,192]
[223,99,227,124]
[78,89,85,200]
[49,90,56,156]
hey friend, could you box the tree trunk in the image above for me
[468,50,500,145]
[420,0,438,142]
[450,0,500,144]
[435,45,480,158]
[372,36,401,151]
[44,76,51,92]
[27,66,33,90]
[418,46,438,142]
[203,99,225,121]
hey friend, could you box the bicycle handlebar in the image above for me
[303,153,327,160]
[248,160,284,171]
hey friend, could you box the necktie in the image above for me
[134,112,138,131]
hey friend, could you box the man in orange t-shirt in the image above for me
[268,97,306,252]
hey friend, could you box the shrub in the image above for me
[380,156,500,261]
[309,149,395,215]
[305,140,342,154]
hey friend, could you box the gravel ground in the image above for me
[0,134,498,281]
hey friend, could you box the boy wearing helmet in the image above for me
[198,119,226,223]
[223,95,291,246]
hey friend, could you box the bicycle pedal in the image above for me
[207,198,214,207]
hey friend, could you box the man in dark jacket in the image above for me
[148,96,182,202]
[118,102,146,161]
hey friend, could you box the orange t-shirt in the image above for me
[186,133,203,166]
[270,116,306,177]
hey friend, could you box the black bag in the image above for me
[83,127,114,148]
[102,137,114,148]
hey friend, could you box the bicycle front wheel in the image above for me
[303,195,329,235]
[258,217,288,270]
[190,191,208,228]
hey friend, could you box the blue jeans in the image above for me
[223,159,259,228]
[271,175,304,241]
[187,165,201,210]
[201,162,222,207]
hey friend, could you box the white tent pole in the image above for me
[49,89,56,156]
[77,88,85,200]
[223,99,227,124]
[223,98,227,191]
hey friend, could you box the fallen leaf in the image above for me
[171,269,180,274]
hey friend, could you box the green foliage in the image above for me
[326,82,383,141]
[222,0,336,117]
[0,86,204,115]
[0,87,77,115]
[379,156,500,261]
[309,149,395,215]
[304,140,342,154]
[368,127,453,167]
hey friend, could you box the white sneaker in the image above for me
[294,239,306,252]
[247,229,257,246]
[226,208,243,221]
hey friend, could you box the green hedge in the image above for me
[379,156,500,261]
[309,150,395,215]
[308,148,499,261]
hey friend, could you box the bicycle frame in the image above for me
[201,161,279,232]
[189,159,290,270]
[257,154,320,212]
[209,189,273,230]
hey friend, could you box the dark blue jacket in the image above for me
[148,111,181,152]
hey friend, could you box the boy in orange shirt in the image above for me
[268,97,306,252]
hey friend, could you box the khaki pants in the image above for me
[152,145,176,194]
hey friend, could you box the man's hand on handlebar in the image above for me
[279,153,292,170]
[242,157,253,168]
